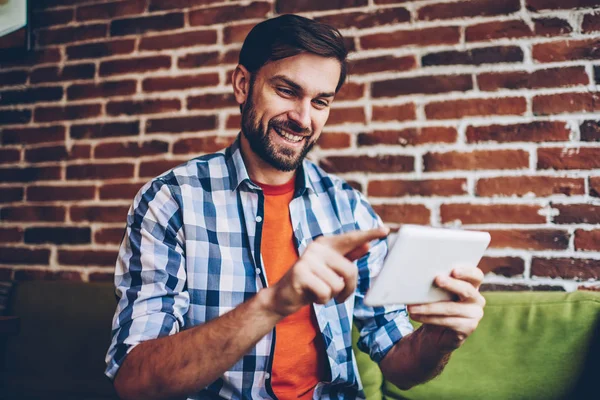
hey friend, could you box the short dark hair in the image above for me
[239,14,348,93]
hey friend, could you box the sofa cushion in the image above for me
[374,291,600,400]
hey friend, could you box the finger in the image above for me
[435,275,480,302]
[321,226,389,256]
[319,246,359,301]
[451,267,485,290]
[311,262,346,298]
[344,243,370,261]
[408,302,483,319]
[302,274,334,305]
[408,315,477,335]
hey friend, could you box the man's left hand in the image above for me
[406,267,486,353]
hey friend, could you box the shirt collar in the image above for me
[225,134,318,196]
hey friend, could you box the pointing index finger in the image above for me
[323,226,390,256]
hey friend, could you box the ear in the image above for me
[232,64,251,107]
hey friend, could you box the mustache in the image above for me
[269,119,311,136]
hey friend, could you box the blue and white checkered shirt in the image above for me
[105,136,413,399]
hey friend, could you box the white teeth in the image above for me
[276,127,303,142]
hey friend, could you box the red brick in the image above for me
[371,204,430,224]
[276,0,366,13]
[488,229,569,250]
[58,249,118,267]
[95,227,126,244]
[0,187,24,203]
[177,51,220,69]
[553,204,600,224]
[358,127,457,146]
[0,70,28,86]
[66,39,136,60]
[583,12,600,32]
[106,98,180,116]
[534,92,600,116]
[0,48,61,68]
[190,2,271,26]
[0,247,51,265]
[441,204,545,224]
[14,269,83,282]
[139,29,217,51]
[575,229,600,251]
[349,55,415,75]
[478,256,525,277]
[426,97,526,120]
[173,136,235,154]
[423,46,523,66]
[70,144,92,160]
[315,7,410,29]
[0,86,63,106]
[478,67,588,91]
[77,0,146,21]
[37,24,108,46]
[1,126,64,145]
[537,148,600,170]
[368,178,467,197]
[466,20,532,42]
[71,205,129,223]
[418,0,520,21]
[30,64,95,84]
[590,177,600,198]
[100,55,171,76]
[34,104,101,123]
[148,0,223,11]
[226,114,242,130]
[531,257,600,281]
[31,8,74,28]
[319,155,414,173]
[70,121,139,139]
[360,26,460,49]
[333,83,363,102]
[0,227,23,243]
[580,120,600,141]
[223,23,255,44]
[67,80,136,100]
[526,0,600,11]
[466,121,570,143]
[95,140,169,158]
[145,115,217,134]
[27,185,95,202]
[142,73,218,93]
[89,272,115,282]
[372,103,416,122]
[533,18,573,36]
[188,93,237,110]
[1,206,66,222]
[424,150,529,171]
[99,183,143,200]
[0,268,12,281]
[372,75,471,98]
[139,159,189,177]
[110,12,184,36]
[326,107,366,125]
[0,149,20,164]
[25,145,69,163]
[316,132,351,149]
[0,109,32,126]
[0,166,62,183]
[476,176,585,197]
[67,163,134,180]
[533,39,600,62]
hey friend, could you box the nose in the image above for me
[288,99,311,131]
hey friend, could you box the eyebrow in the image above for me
[269,75,335,98]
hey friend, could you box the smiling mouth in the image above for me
[272,126,306,143]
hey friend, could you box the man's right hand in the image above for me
[263,227,389,318]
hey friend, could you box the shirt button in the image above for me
[265,372,271,379]
[255,268,261,275]
[255,215,262,223]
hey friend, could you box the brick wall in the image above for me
[0,0,599,290]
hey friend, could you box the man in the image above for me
[105,14,485,400]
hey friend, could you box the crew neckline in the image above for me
[255,175,296,195]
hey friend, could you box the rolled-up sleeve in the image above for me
[105,177,189,380]
[351,191,414,363]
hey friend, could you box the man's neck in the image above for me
[239,134,297,186]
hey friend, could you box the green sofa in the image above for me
[2,281,599,399]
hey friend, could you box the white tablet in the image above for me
[364,224,491,306]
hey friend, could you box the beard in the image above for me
[240,83,316,172]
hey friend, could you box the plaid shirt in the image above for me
[105,137,413,399]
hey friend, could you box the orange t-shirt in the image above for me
[257,177,327,399]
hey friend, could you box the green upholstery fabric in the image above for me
[353,291,600,400]
[3,281,118,399]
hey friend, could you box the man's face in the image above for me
[240,53,341,172]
